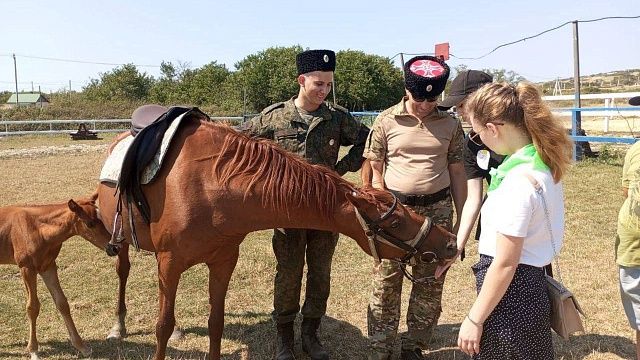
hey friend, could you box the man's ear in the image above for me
[297,74,306,87]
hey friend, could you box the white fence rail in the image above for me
[0,117,244,136]
[543,91,640,101]
[1,92,639,136]
[544,92,640,132]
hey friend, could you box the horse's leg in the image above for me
[20,267,41,360]
[107,242,130,340]
[40,263,91,357]
[153,252,183,360]
[207,247,240,360]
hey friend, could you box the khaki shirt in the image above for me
[240,97,370,175]
[364,98,464,194]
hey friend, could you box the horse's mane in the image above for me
[213,125,355,219]
[356,185,397,213]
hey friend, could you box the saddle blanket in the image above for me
[99,111,188,184]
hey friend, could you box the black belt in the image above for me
[389,187,451,207]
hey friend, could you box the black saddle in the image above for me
[119,106,210,223]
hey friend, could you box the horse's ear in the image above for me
[69,199,94,222]
[89,192,99,203]
[345,190,368,208]
[68,199,81,213]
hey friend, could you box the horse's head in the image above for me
[345,186,457,267]
[68,193,119,257]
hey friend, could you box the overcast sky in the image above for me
[1,0,638,92]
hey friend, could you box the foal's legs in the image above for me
[153,252,183,360]
[20,267,41,360]
[107,242,130,340]
[40,263,91,356]
[207,247,240,360]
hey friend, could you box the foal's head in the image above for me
[67,194,118,256]
[345,186,457,264]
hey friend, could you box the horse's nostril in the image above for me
[106,244,119,257]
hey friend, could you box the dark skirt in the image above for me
[472,255,554,360]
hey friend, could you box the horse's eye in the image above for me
[390,219,400,229]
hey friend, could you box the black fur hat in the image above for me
[296,50,336,75]
[404,56,450,99]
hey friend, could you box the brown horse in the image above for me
[96,112,457,360]
[0,194,118,360]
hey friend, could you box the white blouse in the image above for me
[478,166,565,267]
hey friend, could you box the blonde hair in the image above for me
[466,82,572,182]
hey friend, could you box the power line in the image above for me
[450,15,640,61]
[13,53,161,68]
[0,80,85,85]
[389,52,434,61]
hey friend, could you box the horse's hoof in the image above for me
[169,328,184,341]
[30,352,41,360]
[107,325,126,340]
[79,345,92,357]
[107,329,123,341]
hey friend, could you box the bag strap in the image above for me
[523,173,564,284]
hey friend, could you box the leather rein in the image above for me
[353,193,439,285]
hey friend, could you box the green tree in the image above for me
[0,90,11,104]
[179,61,230,106]
[234,46,302,112]
[481,68,526,84]
[149,61,180,104]
[215,72,245,115]
[335,50,404,111]
[84,64,154,101]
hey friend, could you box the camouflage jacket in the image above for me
[240,97,370,175]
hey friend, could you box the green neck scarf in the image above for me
[488,143,548,192]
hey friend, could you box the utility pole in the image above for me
[242,86,247,120]
[572,20,582,160]
[31,81,34,92]
[399,53,405,76]
[332,74,337,105]
[13,54,19,104]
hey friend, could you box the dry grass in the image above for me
[0,137,635,359]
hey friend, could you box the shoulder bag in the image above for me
[525,173,586,340]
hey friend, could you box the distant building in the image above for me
[3,93,50,108]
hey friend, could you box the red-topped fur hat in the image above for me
[404,55,450,99]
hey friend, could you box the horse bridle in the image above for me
[353,193,440,284]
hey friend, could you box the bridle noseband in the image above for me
[353,193,439,284]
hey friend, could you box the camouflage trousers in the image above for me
[272,228,339,324]
[367,198,453,355]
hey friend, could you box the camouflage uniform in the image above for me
[367,201,452,357]
[364,99,464,358]
[241,97,370,324]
